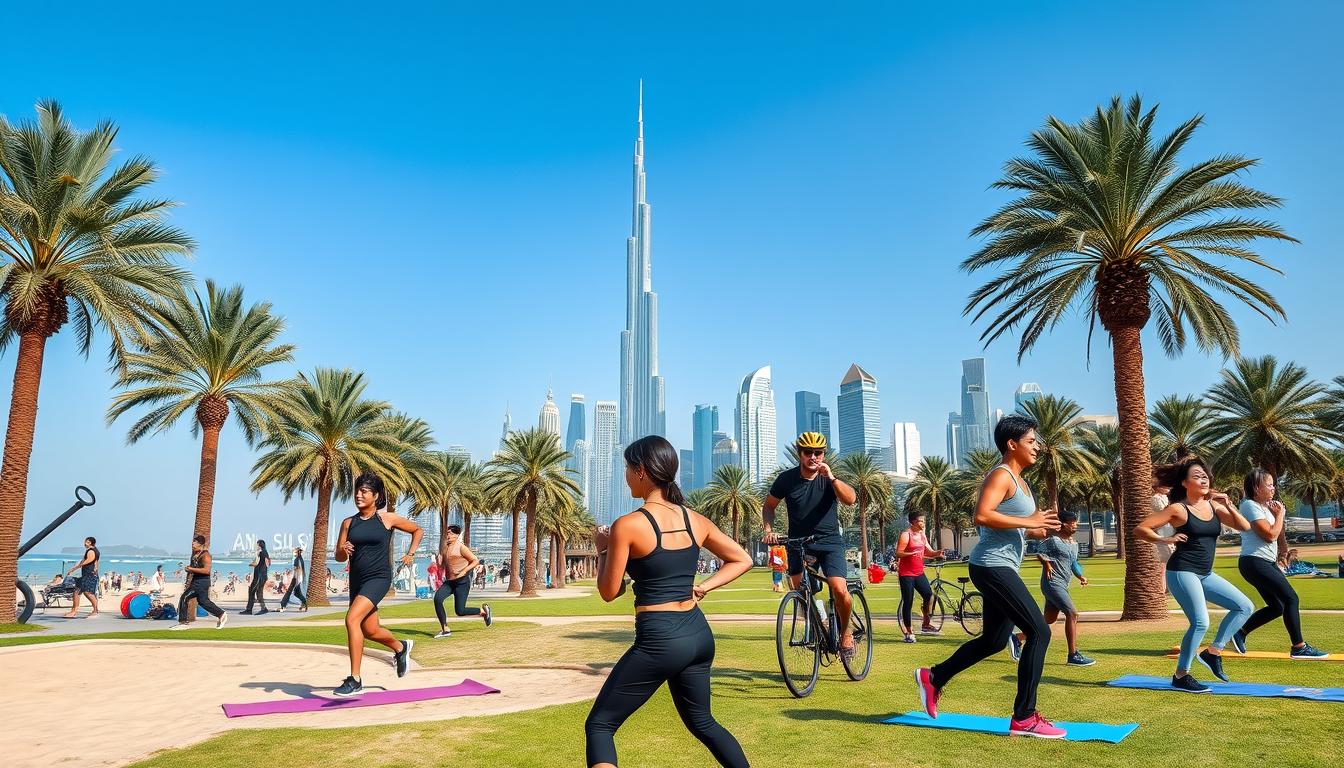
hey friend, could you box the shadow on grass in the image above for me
[779,707,881,725]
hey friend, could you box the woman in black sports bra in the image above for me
[586,435,752,768]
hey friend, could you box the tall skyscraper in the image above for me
[946,411,962,467]
[692,404,719,489]
[619,82,666,446]
[712,432,739,474]
[736,365,778,484]
[496,406,513,456]
[538,389,561,436]
[565,394,589,505]
[890,422,922,477]
[1015,383,1043,412]
[679,449,694,490]
[794,391,832,445]
[565,394,587,450]
[959,358,992,460]
[570,438,591,506]
[838,364,881,457]
[592,400,619,526]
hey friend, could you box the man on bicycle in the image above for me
[763,432,859,661]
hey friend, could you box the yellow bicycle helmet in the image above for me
[795,432,827,450]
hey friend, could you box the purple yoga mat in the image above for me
[222,679,500,718]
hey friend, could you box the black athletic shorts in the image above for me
[350,576,391,609]
[786,543,848,579]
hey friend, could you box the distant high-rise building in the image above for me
[564,394,588,503]
[1079,414,1119,430]
[679,449,694,490]
[838,364,881,457]
[959,358,992,461]
[946,411,962,467]
[712,433,740,474]
[539,389,561,436]
[592,401,619,526]
[570,438,591,506]
[444,444,472,463]
[794,391,832,445]
[1014,383,1043,412]
[736,366,778,484]
[565,394,587,450]
[890,422,921,477]
[692,405,719,489]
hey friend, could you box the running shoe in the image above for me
[1291,643,1329,659]
[919,625,941,636]
[903,633,916,644]
[1008,633,1022,662]
[434,629,452,639]
[1198,649,1230,682]
[1009,712,1066,739]
[482,603,492,627]
[394,638,414,677]
[256,608,270,615]
[913,667,940,718]
[239,610,253,615]
[216,613,228,629]
[1230,630,1247,654]
[332,676,363,697]
[169,622,192,631]
[1066,652,1096,667]
[1171,674,1210,693]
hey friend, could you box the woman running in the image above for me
[913,415,1064,738]
[1233,469,1328,658]
[895,510,945,643]
[241,539,270,614]
[585,436,751,768]
[172,535,227,629]
[432,524,492,638]
[1136,458,1254,692]
[332,472,423,697]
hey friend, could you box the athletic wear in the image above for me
[1291,643,1329,659]
[969,466,1034,569]
[897,531,928,576]
[1009,712,1065,739]
[585,609,748,767]
[434,576,482,624]
[898,574,933,631]
[1037,535,1082,615]
[1238,555,1304,645]
[1171,674,1210,693]
[913,667,940,718]
[1166,569,1253,673]
[1066,652,1096,667]
[785,543,847,579]
[179,581,223,620]
[333,676,363,697]
[347,512,393,606]
[1166,502,1220,574]
[442,539,470,577]
[627,506,698,606]
[1198,649,1229,682]
[394,638,413,677]
[1238,500,1278,562]
[768,466,841,546]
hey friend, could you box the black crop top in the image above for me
[1167,501,1222,575]
[626,506,700,607]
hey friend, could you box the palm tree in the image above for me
[484,429,578,598]
[378,412,436,598]
[869,492,898,557]
[1205,356,1334,556]
[907,457,957,549]
[1149,394,1213,463]
[1323,376,1344,437]
[413,453,485,552]
[1284,470,1333,543]
[704,464,759,545]
[962,448,1003,479]
[1079,425,1125,558]
[836,451,891,569]
[0,102,194,622]
[537,492,592,588]
[250,369,407,607]
[1019,395,1092,514]
[962,96,1295,620]
[106,282,295,541]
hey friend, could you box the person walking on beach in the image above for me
[913,415,1065,738]
[172,535,227,629]
[64,536,100,618]
[331,472,423,697]
[1136,458,1254,692]
[279,546,309,612]
[895,510,945,643]
[585,436,751,768]
[242,539,271,615]
[432,524,492,638]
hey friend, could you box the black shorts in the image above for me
[350,576,391,609]
[78,574,98,594]
[786,544,848,579]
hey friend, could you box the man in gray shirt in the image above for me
[1015,510,1094,666]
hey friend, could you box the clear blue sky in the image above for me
[5,1,1341,551]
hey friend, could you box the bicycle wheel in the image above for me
[841,589,873,681]
[776,591,820,698]
[16,580,35,624]
[925,586,947,632]
[958,591,984,637]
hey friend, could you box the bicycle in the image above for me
[926,561,984,636]
[774,535,873,698]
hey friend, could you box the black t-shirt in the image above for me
[81,546,100,578]
[768,467,841,546]
[293,553,305,574]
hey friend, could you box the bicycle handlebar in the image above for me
[774,535,819,547]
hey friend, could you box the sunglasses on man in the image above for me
[800,449,826,457]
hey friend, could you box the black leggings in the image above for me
[245,573,267,611]
[899,574,933,630]
[1238,556,1303,645]
[585,609,748,767]
[930,564,1050,721]
[434,577,481,625]
[280,579,307,609]
[179,581,223,619]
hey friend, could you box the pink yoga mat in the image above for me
[222,679,500,718]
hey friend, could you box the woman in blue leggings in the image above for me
[1137,458,1253,693]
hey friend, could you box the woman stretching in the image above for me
[1137,458,1254,692]
[433,524,492,638]
[585,436,751,768]
[895,510,945,643]
[1233,469,1328,658]
[914,415,1063,738]
[332,472,423,697]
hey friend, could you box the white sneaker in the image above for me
[216,613,228,629]
[434,629,452,639]
[169,623,192,631]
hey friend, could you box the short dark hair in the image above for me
[994,414,1038,453]
[193,534,206,545]
[1058,510,1078,524]
[1244,468,1274,501]
[447,524,463,535]
[907,510,924,524]
[85,536,96,546]
[354,472,388,509]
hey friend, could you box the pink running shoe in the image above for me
[913,668,940,719]
[1009,712,1066,739]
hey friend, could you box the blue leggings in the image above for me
[1166,569,1254,673]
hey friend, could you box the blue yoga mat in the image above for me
[1107,675,1344,702]
[882,711,1138,743]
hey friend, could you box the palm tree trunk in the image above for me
[521,491,540,597]
[193,421,224,539]
[439,507,450,553]
[1085,499,1095,557]
[555,533,567,586]
[463,511,472,546]
[1111,324,1165,620]
[306,474,335,607]
[1046,474,1060,520]
[508,508,521,592]
[931,497,942,550]
[1310,498,1321,542]
[858,491,870,569]
[878,522,886,557]
[732,509,740,545]
[0,329,51,624]
[1111,471,1124,560]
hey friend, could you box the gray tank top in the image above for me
[969,465,1036,569]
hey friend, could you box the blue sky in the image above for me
[4,1,1342,551]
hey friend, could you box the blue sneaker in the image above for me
[1291,643,1329,659]
[1230,630,1247,655]
[1008,633,1023,662]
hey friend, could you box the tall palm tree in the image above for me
[1205,356,1334,556]
[704,464,759,545]
[869,492,898,556]
[962,448,1003,479]
[907,457,957,549]
[378,412,436,598]
[1019,394,1092,514]
[106,282,295,541]
[962,96,1295,620]
[1149,394,1214,463]
[413,453,485,552]
[0,102,193,622]
[1284,470,1333,543]
[1079,424,1125,558]
[836,451,891,569]
[1323,376,1344,438]
[250,369,407,607]
[484,429,578,598]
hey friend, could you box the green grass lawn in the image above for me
[0,622,43,634]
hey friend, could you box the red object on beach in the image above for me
[867,563,886,584]
[120,591,141,617]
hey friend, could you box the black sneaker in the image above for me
[1008,633,1022,662]
[1067,652,1096,667]
[1198,649,1230,682]
[482,604,492,627]
[332,676,363,697]
[1171,674,1210,693]
[1291,643,1329,659]
[239,610,253,615]
[256,608,269,615]
[394,638,413,677]
[1230,630,1247,655]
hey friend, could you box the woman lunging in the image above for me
[433,524,492,638]
[896,510,945,643]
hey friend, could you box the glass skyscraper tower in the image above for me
[959,358,992,460]
[837,363,880,457]
[794,391,832,445]
[736,366,777,484]
[692,404,718,489]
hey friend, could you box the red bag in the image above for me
[867,563,886,584]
